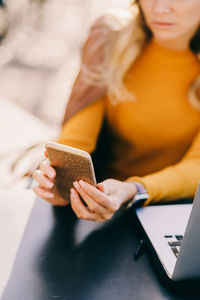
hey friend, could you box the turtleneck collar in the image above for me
[147,37,198,65]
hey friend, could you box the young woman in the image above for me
[33,0,200,222]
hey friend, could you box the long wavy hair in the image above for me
[81,0,200,109]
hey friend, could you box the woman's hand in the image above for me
[70,178,137,222]
[32,159,69,206]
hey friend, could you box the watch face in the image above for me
[135,192,149,200]
[123,192,148,209]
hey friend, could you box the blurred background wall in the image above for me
[0,0,130,129]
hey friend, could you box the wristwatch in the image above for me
[123,181,149,209]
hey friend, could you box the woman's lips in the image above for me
[153,21,174,28]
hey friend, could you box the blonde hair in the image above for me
[81,1,200,109]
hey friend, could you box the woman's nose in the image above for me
[153,0,173,14]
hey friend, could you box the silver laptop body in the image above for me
[136,184,200,281]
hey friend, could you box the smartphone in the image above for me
[45,142,96,201]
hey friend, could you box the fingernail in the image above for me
[46,180,54,188]
[79,180,87,188]
[73,181,80,190]
[71,188,75,195]
[49,170,55,179]
[44,192,54,198]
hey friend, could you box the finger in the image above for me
[33,169,54,189]
[78,180,115,212]
[39,159,56,179]
[70,188,105,222]
[73,181,108,215]
[33,185,54,201]
[33,186,67,206]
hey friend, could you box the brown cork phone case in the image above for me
[45,142,96,201]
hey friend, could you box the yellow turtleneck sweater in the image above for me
[58,38,200,204]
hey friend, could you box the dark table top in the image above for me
[2,197,200,300]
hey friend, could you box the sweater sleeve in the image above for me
[126,129,200,205]
[57,97,105,154]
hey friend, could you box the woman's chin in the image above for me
[153,32,180,46]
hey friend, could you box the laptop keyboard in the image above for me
[164,235,183,258]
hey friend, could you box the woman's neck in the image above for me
[154,37,189,52]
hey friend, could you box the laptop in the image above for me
[135,183,200,288]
